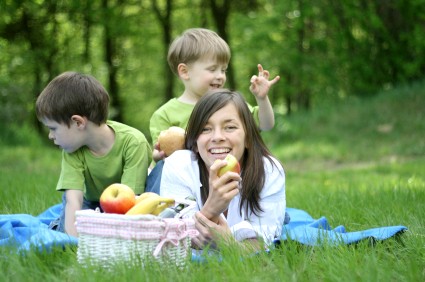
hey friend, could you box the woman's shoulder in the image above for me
[260,155,285,198]
[263,155,284,173]
[161,150,200,191]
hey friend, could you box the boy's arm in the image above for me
[64,189,84,237]
[255,95,274,131]
[249,64,280,131]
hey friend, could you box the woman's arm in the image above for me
[191,212,232,249]
[200,158,241,223]
[193,212,265,251]
[228,157,286,245]
[159,151,200,201]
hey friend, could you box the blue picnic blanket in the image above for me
[0,204,78,252]
[0,205,407,253]
[279,208,407,245]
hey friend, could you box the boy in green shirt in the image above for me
[149,28,280,163]
[36,71,152,237]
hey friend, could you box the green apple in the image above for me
[217,154,241,177]
[100,183,136,214]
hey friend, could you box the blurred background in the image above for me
[1,0,424,143]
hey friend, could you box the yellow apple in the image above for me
[100,183,136,214]
[158,126,186,157]
[217,154,241,177]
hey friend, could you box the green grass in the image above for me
[1,81,424,281]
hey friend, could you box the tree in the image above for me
[209,0,236,90]
[0,1,61,131]
[151,0,174,103]
[102,0,124,122]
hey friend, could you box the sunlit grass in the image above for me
[0,80,424,281]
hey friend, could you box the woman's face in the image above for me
[196,103,246,170]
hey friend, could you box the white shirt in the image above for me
[160,150,286,245]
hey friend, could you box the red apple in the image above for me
[100,183,136,214]
[217,154,241,177]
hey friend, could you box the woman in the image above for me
[160,89,286,249]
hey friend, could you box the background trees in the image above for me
[1,0,424,141]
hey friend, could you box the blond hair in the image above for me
[167,28,231,76]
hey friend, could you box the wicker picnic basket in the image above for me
[75,209,199,268]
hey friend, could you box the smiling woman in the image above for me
[159,89,286,250]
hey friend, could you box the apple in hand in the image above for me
[100,183,136,214]
[217,154,241,177]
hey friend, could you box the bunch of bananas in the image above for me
[125,192,175,216]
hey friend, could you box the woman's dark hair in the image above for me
[185,89,277,216]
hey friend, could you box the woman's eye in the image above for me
[201,127,212,133]
[225,125,237,131]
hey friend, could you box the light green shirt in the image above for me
[56,120,152,201]
[149,98,259,146]
[149,98,194,146]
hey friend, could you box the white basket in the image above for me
[75,209,198,268]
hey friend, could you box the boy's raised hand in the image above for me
[249,64,280,99]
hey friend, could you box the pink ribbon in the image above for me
[153,221,198,258]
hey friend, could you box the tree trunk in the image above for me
[102,0,122,122]
[19,5,59,133]
[209,0,236,90]
[151,0,174,103]
[295,0,310,110]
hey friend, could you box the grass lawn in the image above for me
[1,81,424,281]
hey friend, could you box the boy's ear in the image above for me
[71,115,87,128]
[177,63,189,80]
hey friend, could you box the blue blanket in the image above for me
[279,208,407,246]
[0,204,78,252]
[0,205,407,253]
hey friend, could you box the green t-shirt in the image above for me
[149,98,259,146]
[56,120,152,201]
[149,98,193,146]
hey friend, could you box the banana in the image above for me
[135,192,159,204]
[125,196,175,216]
[151,201,175,216]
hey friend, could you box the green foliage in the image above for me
[1,0,425,141]
[263,79,425,165]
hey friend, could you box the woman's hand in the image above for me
[200,159,241,222]
[191,211,233,249]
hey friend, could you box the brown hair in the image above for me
[35,71,109,127]
[185,89,278,216]
[167,28,231,76]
